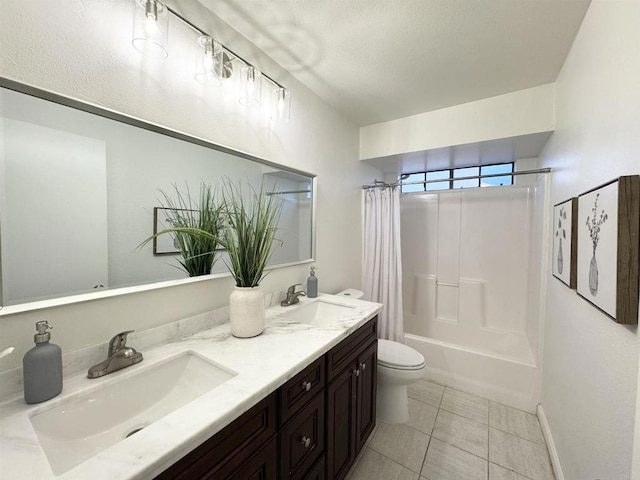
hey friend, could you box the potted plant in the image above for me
[155,183,225,277]
[223,180,282,337]
[140,179,282,337]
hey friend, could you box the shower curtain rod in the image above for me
[361,167,551,190]
[266,189,311,196]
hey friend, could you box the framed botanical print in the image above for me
[552,198,578,288]
[576,175,640,324]
[153,207,182,255]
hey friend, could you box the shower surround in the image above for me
[401,176,548,410]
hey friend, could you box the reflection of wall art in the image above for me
[153,207,226,256]
[577,176,640,325]
[552,198,577,288]
[153,207,181,255]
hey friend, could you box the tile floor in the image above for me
[346,380,555,480]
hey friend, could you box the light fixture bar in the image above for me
[164,5,285,91]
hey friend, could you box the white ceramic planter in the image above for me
[229,286,265,338]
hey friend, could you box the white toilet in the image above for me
[376,339,426,423]
[336,289,426,424]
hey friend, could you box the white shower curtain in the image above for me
[362,186,404,342]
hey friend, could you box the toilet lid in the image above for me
[377,339,425,370]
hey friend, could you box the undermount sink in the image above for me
[29,351,236,475]
[281,298,357,327]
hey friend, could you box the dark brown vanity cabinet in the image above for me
[326,318,378,480]
[155,316,377,480]
[278,357,326,480]
[154,393,278,480]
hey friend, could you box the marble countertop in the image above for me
[0,294,382,480]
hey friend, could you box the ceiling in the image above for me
[199,0,591,127]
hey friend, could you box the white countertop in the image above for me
[0,294,382,480]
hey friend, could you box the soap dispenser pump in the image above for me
[307,266,318,298]
[23,321,62,404]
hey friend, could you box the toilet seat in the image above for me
[377,339,425,371]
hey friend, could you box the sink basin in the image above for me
[281,298,357,327]
[29,351,236,475]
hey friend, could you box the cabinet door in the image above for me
[326,317,377,381]
[356,340,377,452]
[326,363,358,480]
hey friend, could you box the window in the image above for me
[400,162,513,193]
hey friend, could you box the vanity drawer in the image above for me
[226,436,278,480]
[279,391,325,480]
[326,316,377,381]
[155,393,277,480]
[279,356,325,425]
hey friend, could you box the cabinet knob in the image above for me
[301,436,311,448]
[360,362,366,371]
[353,368,360,377]
[301,381,312,392]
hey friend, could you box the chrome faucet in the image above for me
[281,284,306,306]
[87,330,143,379]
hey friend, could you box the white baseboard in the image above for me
[537,404,564,480]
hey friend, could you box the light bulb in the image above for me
[202,38,214,71]
[132,0,168,58]
[195,36,223,86]
[239,66,262,107]
[203,52,214,72]
[271,87,290,121]
[144,14,158,36]
[144,0,158,36]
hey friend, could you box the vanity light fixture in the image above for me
[239,66,262,107]
[130,0,291,120]
[194,35,226,86]
[131,0,169,59]
[271,87,291,122]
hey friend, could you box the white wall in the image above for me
[538,1,640,478]
[359,84,555,161]
[0,0,378,374]
[1,118,109,303]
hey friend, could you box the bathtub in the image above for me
[405,332,540,412]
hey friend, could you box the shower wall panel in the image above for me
[458,188,531,334]
[401,185,541,361]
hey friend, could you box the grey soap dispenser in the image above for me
[23,321,63,404]
[307,266,318,298]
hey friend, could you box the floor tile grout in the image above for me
[419,433,433,478]
[412,381,549,479]
[409,387,545,445]
[367,444,424,475]
[489,461,537,480]
[373,380,555,480]
[488,424,546,446]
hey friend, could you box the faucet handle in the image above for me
[287,284,302,295]
[108,330,134,356]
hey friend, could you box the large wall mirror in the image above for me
[0,78,315,309]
